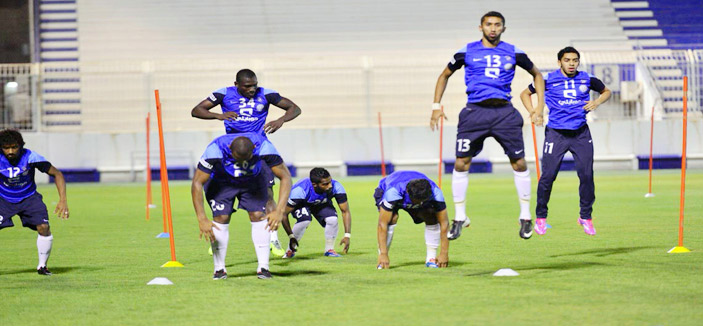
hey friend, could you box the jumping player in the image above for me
[191,132,292,279]
[280,167,351,258]
[0,129,69,276]
[430,11,545,240]
[375,171,449,269]
[520,46,611,236]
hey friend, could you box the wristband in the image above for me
[289,234,296,239]
[432,103,441,111]
[344,233,351,238]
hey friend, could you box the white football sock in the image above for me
[425,224,440,262]
[291,220,311,249]
[211,222,229,272]
[323,216,339,251]
[37,234,53,269]
[269,229,279,243]
[251,220,270,271]
[514,169,532,220]
[382,224,396,252]
[452,169,469,222]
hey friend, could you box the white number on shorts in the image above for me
[6,167,20,178]
[544,142,554,154]
[210,200,225,212]
[456,139,471,152]
[295,207,309,218]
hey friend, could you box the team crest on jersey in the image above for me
[256,104,265,111]
[579,85,589,93]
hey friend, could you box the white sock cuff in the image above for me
[38,234,54,240]
[212,221,229,231]
[425,224,440,231]
[514,169,530,177]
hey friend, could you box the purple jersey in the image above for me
[197,132,282,184]
[0,149,51,203]
[448,41,534,104]
[376,171,445,212]
[206,87,282,134]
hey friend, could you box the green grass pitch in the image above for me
[1,170,702,325]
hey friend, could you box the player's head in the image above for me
[229,136,254,164]
[406,179,433,205]
[310,167,333,194]
[235,69,258,99]
[0,129,24,162]
[557,46,580,76]
[479,11,506,43]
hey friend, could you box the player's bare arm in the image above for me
[338,201,352,253]
[430,66,455,131]
[436,209,450,267]
[191,99,238,121]
[377,208,393,269]
[280,205,299,250]
[527,66,546,126]
[46,165,69,219]
[519,87,536,116]
[264,97,302,134]
[191,169,219,242]
[267,163,293,230]
[584,86,612,112]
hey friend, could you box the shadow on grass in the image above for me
[225,270,328,278]
[0,266,98,276]
[390,260,469,269]
[465,261,606,277]
[549,246,656,258]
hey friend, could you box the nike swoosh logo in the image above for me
[588,140,592,143]
[473,58,482,61]
[515,150,524,154]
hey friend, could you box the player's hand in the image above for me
[531,112,544,127]
[377,253,390,269]
[289,237,299,252]
[264,118,285,134]
[438,251,449,268]
[265,210,283,231]
[218,111,238,121]
[54,200,69,220]
[583,101,599,112]
[198,219,219,242]
[339,236,350,254]
[430,108,448,131]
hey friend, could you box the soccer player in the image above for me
[375,171,449,269]
[280,167,351,258]
[191,132,292,279]
[191,69,301,256]
[0,129,69,276]
[519,46,611,236]
[430,11,545,240]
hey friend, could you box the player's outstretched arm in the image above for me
[46,166,69,219]
[584,86,612,112]
[430,67,454,131]
[338,201,352,253]
[191,99,238,121]
[267,163,293,230]
[280,205,298,251]
[377,208,393,269]
[527,66,546,126]
[519,88,536,116]
[191,169,218,242]
[265,97,302,134]
[436,209,450,268]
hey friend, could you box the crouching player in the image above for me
[0,129,69,276]
[375,171,449,269]
[191,132,292,279]
[280,167,351,258]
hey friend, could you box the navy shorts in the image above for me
[291,204,337,227]
[373,188,436,225]
[205,172,269,217]
[0,192,49,231]
[455,103,525,159]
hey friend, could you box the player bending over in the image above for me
[280,167,352,258]
[375,171,449,269]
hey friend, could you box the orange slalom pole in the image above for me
[146,113,152,220]
[646,106,655,196]
[438,105,444,189]
[677,77,688,247]
[378,112,387,177]
[154,90,179,263]
[530,122,541,180]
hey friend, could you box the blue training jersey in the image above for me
[377,171,445,212]
[0,149,52,203]
[206,86,283,134]
[287,178,347,208]
[197,132,282,183]
[529,70,605,130]
[447,40,534,104]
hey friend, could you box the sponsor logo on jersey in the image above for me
[558,99,582,106]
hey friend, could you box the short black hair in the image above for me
[236,69,257,83]
[407,179,433,203]
[310,167,331,184]
[0,129,24,148]
[229,136,254,160]
[558,46,580,60]
[481,11,505,25]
